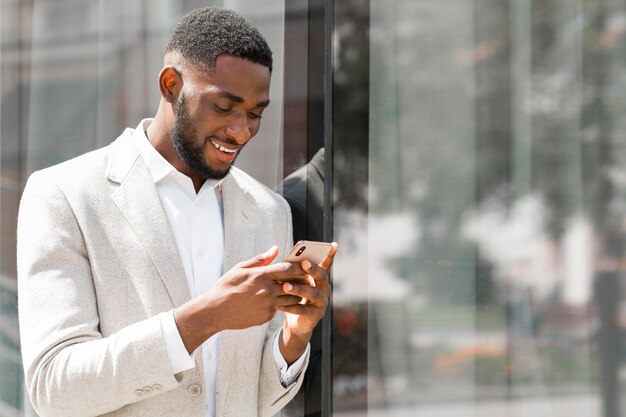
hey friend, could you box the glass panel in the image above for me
[279,0,329,415]
[332,0,370,414]
[0,1,285,416]
[332,0,626,416]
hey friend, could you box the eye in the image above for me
[249,112,263,120]
[214,104,231,113]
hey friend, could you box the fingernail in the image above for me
[286,283,293,291]
[302,259,311,270]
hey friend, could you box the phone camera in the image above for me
[295,246,306,257]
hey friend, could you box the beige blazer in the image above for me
[17,127,305,417]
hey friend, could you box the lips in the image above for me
[210,139,239,162]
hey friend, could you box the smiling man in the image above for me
[17,7,336,417]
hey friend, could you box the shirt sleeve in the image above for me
[160,310,196,374]
[273,329,310,387]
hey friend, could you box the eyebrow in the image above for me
[217,91,270,108]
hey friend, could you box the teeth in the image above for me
[212,141,237,154]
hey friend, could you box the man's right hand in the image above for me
[173,246,305,354]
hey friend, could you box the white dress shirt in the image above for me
[131,119,308,417]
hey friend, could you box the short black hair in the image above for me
[166,7,273,73]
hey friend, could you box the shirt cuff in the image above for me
[273,329,310,388]
[160,310,196,375]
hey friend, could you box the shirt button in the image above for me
[142,386,153,395]
[188,384,202,397]
[153,384,162,392]
[135,389,144,397]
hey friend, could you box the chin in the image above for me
[201,163,233,181]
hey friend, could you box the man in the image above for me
[17,7,337,417]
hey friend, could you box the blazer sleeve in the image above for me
[257,196,310,417]
[17,171,182,417]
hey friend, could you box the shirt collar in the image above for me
[132,118,223,189]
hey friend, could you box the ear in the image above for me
[158,65,182,104]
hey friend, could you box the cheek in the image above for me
[188,103,218,133]
[249,120,262,135]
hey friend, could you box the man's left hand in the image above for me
[276,242,338,364]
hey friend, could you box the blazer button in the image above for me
[135,389,144,397]
[142,386,153,395]
[188,384,202,397]
[153,384,162,392]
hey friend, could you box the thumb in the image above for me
[235,245,279,269]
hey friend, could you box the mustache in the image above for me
[208,135,240,147]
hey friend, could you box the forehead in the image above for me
[188,55,271,103]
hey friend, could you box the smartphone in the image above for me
[283,241,333,297]
[283,240,333,265]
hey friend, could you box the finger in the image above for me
[276,304,315,315]
[234,246,279,269]
[278,276,310,285]
[283,282,326,307]
[275,294,303,307]
[261,261,308,281]
[319,242,339,271]
[300,260,331,292]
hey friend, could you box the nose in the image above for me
[224,113,252,144]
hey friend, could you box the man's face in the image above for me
[171,55,271,180]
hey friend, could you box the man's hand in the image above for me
[276,242,338,364]
[173,246,306,354]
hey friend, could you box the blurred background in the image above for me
[3,0,626,416]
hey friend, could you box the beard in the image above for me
[171,93,237,180]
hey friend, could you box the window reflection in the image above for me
[332,0,626,416]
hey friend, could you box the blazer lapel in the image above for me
[107,130,190,308]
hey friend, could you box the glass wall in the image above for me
[6,0,626,416]
[331,0,626,416]
[0,1,288,415]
